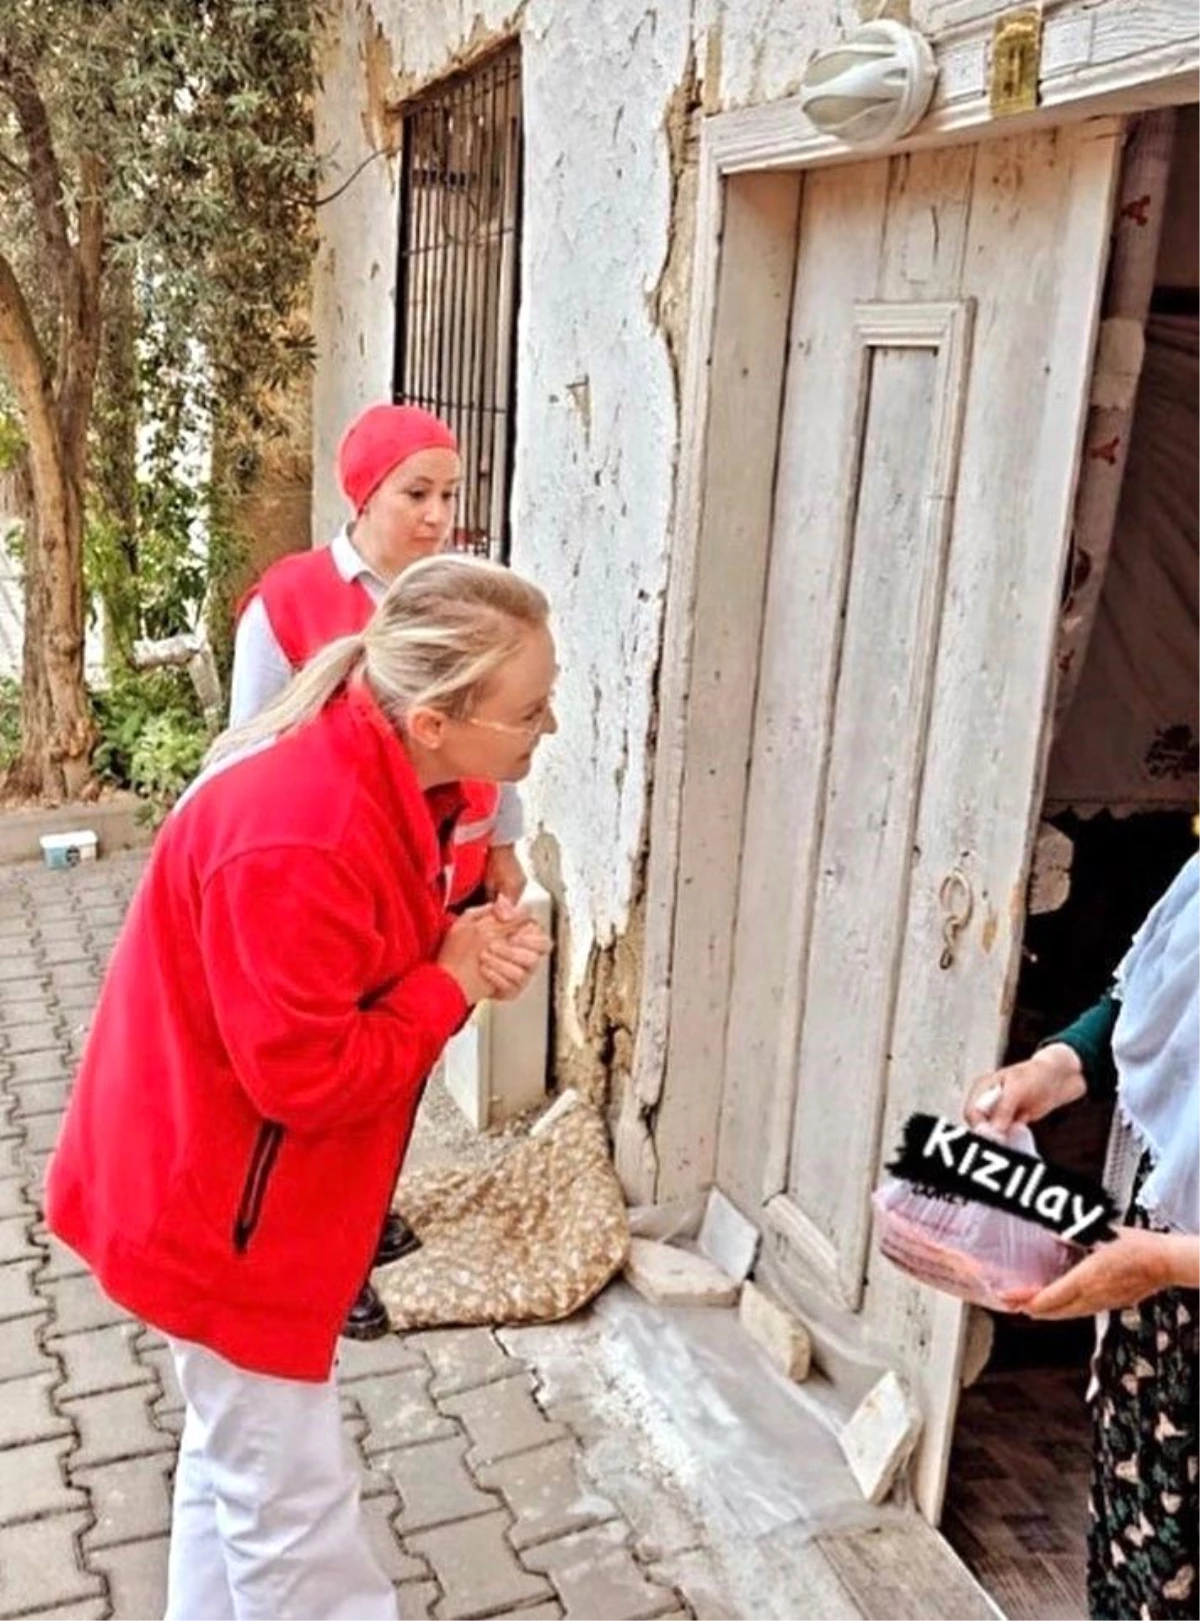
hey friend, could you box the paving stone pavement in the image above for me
[0,853,699,1621]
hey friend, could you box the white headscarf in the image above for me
[1111,854,1199,1235]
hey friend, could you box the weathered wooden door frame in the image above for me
[617,7,1197,1524]
[622,5,1197,1210]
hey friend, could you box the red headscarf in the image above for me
[336,404,458,513]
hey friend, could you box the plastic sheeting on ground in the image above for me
[591,1281,904,1541]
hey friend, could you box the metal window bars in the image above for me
[393,44,523,563]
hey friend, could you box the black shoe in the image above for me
[375,1210,422,1267]
[342,1281,389,1341]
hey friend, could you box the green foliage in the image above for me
[2,0,321,694]
[0,410,24,474]
[91,669,210,820]
[0,676,20,772]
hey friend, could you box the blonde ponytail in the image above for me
[206,634,366,768]
[206,554,549,769]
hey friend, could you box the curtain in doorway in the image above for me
[1045,313,1199,815]
[1052,109,1177,732]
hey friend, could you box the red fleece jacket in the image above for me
[45,683,469,1381]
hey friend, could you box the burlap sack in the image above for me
[379,1101,630,1329]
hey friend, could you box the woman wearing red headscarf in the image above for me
[230,404,527,1338]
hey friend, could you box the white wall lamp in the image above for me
[799,20,939,149]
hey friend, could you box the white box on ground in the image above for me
[39,830,98,869]
[441,878,552,1130]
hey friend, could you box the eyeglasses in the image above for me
[462,700,556,742]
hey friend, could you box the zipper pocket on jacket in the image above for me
[232,1122,285,1254]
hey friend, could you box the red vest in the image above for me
[241,548,498,903]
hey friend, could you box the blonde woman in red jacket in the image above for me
[233,404,530,1339]
[45,555,555,1621]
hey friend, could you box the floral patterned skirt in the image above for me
[1087,1193,1198,1620]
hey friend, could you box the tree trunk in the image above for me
[0,133,103,801]
[6,427,93,800]
[93,260,139,669]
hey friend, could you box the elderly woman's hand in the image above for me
[1003,1227,1199,1319]
[963,1044,1087,1131]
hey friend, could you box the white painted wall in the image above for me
[312,6,407,545]
[312,0,1199,1050]
[313,0,872,1013]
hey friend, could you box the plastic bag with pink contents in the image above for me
[871,1125,1081,1311]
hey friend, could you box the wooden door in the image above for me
[715,121,1122,1518]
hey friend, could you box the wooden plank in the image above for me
[701,6,1194,177]
[649,167,801,1201]
[761,140,981,1299]
[1091,0,1197,63]
[783,315,971,1306]
[819,1521,1001,1621]
[714,154,890,1217]
[878,143,976,300]
[867,120,1123,1519]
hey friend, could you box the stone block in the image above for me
[21,1113,62,1155]
[0,1438,87,1521]
[78,1455,174,1548]
[41,1274,131,1337]
[86,1534,169,1621]
[839,1370,922,1506]
[397,1581,441,1620]
[60,1385,176,1469]
[335,1331,427,1384]
[406,1325,521,1397]
[0,1260,45,1323]
[623,1239,738,1308]
[359,1493,437,1583]
[378,1433,501,1533]
[0,1216,40,1266]
[405,1509,552,1619]
[7,1076,71,1118]
[519,1520,680,1620]
[2,1048,69,1085]
[353,1368,457,1453]
[0,1182,26,1221]
[440,1374,566,1467]
[578,1434,702,1564]
[739,1281,812,1382]
[4,1024,61,1057]
[54,1323,156,1400]
[476,1436,616,1550]
[697,1188,759,1283]
[0,1314,50,1382]
[0,1373,70,1446]
[33,1232,89,1283]
[0,1511,104,1617]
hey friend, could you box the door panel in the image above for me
[716,120,1122,1519]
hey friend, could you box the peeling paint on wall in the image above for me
[648,44,703,418]
[308,0,961,1125]
[361,10,401,154]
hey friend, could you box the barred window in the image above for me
[393,44,523,562]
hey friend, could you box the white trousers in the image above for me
[164,1337,397,1621]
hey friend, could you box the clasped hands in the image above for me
[438,895,551,1006]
